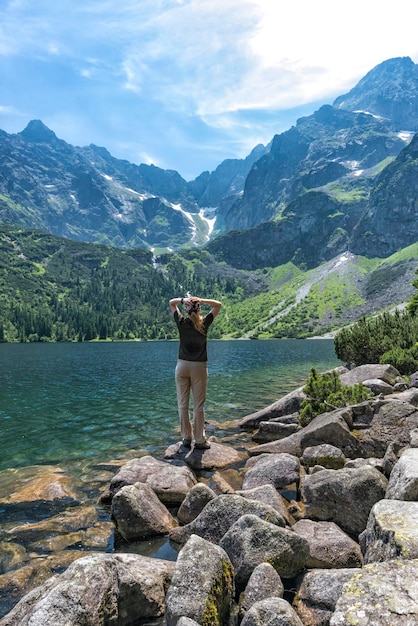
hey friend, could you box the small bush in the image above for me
[299,367,372,427]
[380,347,418,376]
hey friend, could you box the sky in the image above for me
[1,1,418,181]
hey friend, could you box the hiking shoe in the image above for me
[181,438,192,448]
[195,440,211,450]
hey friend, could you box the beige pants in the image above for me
[175,359,208,444]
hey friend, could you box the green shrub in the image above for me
[299,367,372,427]
[380,346,418,376]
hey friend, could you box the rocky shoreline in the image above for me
[1,363,418,625]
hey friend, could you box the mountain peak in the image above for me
[19,120,59,143]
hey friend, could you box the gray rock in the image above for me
[386,387,418,405]
[220,514,309,587]
[238,387,306,430]
[385,447,418,500]
[0,553,175,626]
[382,440,405,476]
[340,363,401,387]
[409,371,418,387]
[301,465,388,536]
[177,482,216,524]
[270,412,300,424]
[293,568,362,626]
[165,534,234,626]
[411,428,418,447]
[299,409,361,457]
[240,563,284,616]
[240,597,304,626]
[344,457,385,472]
[177,618,200,626]
[292,519,363,568]
[252,421,300,443]
[169,493,286,546]
[248,405,362,459]
[330,559,418,625]
[111,482,177,541]
[362,378,394,395]
[359,499,418,563]
[302,444,346,469]
[248,432,303,457]
[235,484,293,525]
[107,455,197,504]
[242,453,300,491]
[165,441,246,470]
[356,399,418,458]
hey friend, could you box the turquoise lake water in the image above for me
[0,339,342,472]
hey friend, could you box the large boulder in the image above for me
[358,400,418,458]
[249,408,362,459]
[220,514,310,587]
[339,363,402,387]
[238,387,306,430]
[252,421,300,443]
[0,553,175,626]
[292,519,363,568]
[301,466,388,536]
[165,441,246,471]
[359,499,418,563]
[235,484,293,525]
[385,447,418,500]
[330,560,418,625]
[242,453,300,491]
[105,456,197,504]
[111,482,177,541]
[302,444,346,470]
[293,568,362,626]
[165,535,234,626]
[169,493,286,547]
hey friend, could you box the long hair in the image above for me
[184,300,206,335]
[189,311,205,335]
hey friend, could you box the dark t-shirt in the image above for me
[174,310,214,362]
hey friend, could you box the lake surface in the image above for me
[0,339,342,473]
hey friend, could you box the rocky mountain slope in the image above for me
[0,56,417,263]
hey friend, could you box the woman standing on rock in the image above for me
[169,295,222,450]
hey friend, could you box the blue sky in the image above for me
[1,1,418,181]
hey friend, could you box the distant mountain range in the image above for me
[0,56,417,339]
[0,56,417,261]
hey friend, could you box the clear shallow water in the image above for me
[0,339,342,472]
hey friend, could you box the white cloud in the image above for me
[1,0,418,178]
